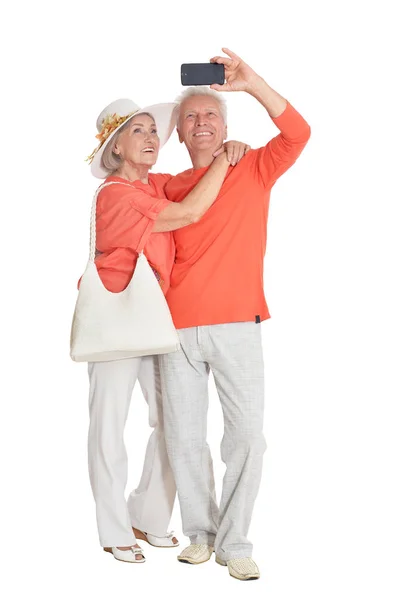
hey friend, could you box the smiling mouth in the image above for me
[142,147,155,153]
[193,132,213,137]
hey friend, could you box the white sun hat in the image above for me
[87,98,178,179]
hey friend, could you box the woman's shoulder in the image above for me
[97,174,173,207]
[95,178,143,213]
[99,177,141,198]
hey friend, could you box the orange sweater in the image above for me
[164,102,311,329]
[85,174,175,294]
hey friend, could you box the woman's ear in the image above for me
[113,143,120,155]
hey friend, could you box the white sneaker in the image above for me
[103,546,145,563]
[133,527,179,548]
[177,544,214,564]
[216,555,260,580]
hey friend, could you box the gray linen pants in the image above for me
[159,322,267,561]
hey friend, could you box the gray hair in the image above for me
[101,112,155,173]
[174,86,227,128]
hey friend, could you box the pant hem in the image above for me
[130,520,169,538]
[100,536,137,548]
[189,535,216,546]
[216,551,253,561]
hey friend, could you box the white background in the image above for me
[1,1,398,598]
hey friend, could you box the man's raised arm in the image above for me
[210,47,311,184]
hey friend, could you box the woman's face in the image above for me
[113,113,160,167]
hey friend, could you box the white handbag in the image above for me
[70,181,180,362]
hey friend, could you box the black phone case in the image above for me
[181,63,225,86]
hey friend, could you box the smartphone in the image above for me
[181,63,225,86]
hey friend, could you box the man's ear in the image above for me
[177,128,184,144]
[224,125,228,141]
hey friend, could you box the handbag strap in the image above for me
[89,180,144,263]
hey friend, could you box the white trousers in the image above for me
[87,355,176,548]
[160,322,267,561]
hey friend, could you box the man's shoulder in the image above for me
[149,172,173,186]
[164,168,196,191]
[170,167,195,180]
[245,147,267,159]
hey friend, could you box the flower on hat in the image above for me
[86,111,137,164]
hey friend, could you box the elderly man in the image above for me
[159,48,311,581]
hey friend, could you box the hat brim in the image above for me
[91,102,178,179]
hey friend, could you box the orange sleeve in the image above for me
[96,186,172,252]
[254,102,311,188]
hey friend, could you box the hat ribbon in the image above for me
[85,110,137,163]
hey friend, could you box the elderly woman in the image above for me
[83,98,249,563]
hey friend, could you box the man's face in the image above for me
[177,95,227,155]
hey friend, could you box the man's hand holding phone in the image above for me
[209,48,261,93]
[180,48,262,96]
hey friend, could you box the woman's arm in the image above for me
[153,152,230,232]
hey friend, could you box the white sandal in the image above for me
[103,546,146,563]
[133,527,179,548]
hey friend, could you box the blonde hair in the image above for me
[101,112,155,173]
[174,87,227,127]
